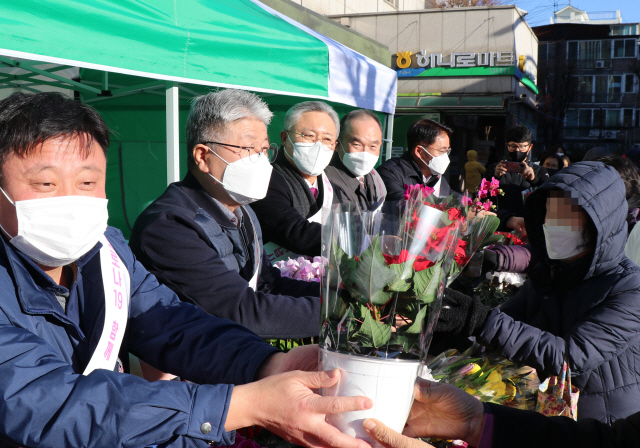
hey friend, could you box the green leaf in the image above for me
[479,234,504,248]
[341,237,397,306]
[402,304,428,334]
[413,261,443,304]
[392,333,419,352]
[353,309,392,348]
[388,262,413,292]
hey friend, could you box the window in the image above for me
[611,25,639,36]
[576,75,622,103]
[623,109,634,127]
[613,39,636,58]
[606,109,620,127]
[383,0,399,8]
[568,41,578,60]
[578,109,592,128]
[625,74,635,93]
[568,40,614,67]
[593,109,605,127]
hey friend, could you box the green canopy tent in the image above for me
[0,0,397,237]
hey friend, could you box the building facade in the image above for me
[286,0,424,16]
[328,6,539,192]
[534,22,640,155]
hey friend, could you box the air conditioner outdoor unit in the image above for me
[603,130,619,139]
[595,60,606,68]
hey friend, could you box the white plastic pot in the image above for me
[320,348,421,448]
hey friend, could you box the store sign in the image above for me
[395,50,515,70]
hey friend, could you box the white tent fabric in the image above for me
[252,0,397,114]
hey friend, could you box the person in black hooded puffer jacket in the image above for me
[437,161,640,424]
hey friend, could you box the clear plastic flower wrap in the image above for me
[426,343,540,410]
[319,199,461,360]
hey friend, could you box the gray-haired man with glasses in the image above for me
[252,101,339,262]
[130,89,320,348]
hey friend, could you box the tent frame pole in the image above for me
[383,113,394,161]
[166,82,181,185]
[0,56,102,95]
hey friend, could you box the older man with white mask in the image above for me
[0,91,372,448]
[131,89,319,341]
[325,109,387,212]
[251,101,338,262]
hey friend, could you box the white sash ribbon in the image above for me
[244,207,262,291]
[83,236,131,376]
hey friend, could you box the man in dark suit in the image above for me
[325,109,387,212]
[377,119,453,201]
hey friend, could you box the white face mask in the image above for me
[0,189,108,267]
[207,147,273,205]
[286,135,334,176]
[340,143,379,177]
[419,147,450,175]
[542,223,588,260]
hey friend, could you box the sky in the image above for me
[516,0,640,27]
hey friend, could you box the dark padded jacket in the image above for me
[479,162,640,424]
[129,172,320,340]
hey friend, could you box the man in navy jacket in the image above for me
[130,89,319,340]
[0,92,371,448]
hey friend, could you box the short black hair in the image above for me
[594,155,640,200]
[406,119,452,151]
[339,109,382,139]
[505,125,533,144]
[0,92,109,174]
[541,153,564,169]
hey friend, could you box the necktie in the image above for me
[426,175,439,189]
[310,187,318,199]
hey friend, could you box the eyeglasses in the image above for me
[507,143,532,152]
[420,145,451,157]
[287,131,336,148]
[203,141,278,164]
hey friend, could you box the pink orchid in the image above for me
[483,200,493,211]
[490,188,498,197]
[478,189,488,199]
[480,178,490,191]
[490,177,500,190]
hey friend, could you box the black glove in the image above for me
[435,288,491,337]
[482,249,498,274]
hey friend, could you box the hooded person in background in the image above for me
[437,162,640,424]
[325,109,387,212]
[464,149,486,194]
[251,101,338,262]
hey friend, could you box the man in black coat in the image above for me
[377,119,453,201]
[251,101,339,260]
[362,380,640,448]
[325,109,387,212]
[485,125,548,234]
[130,89,319,341]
